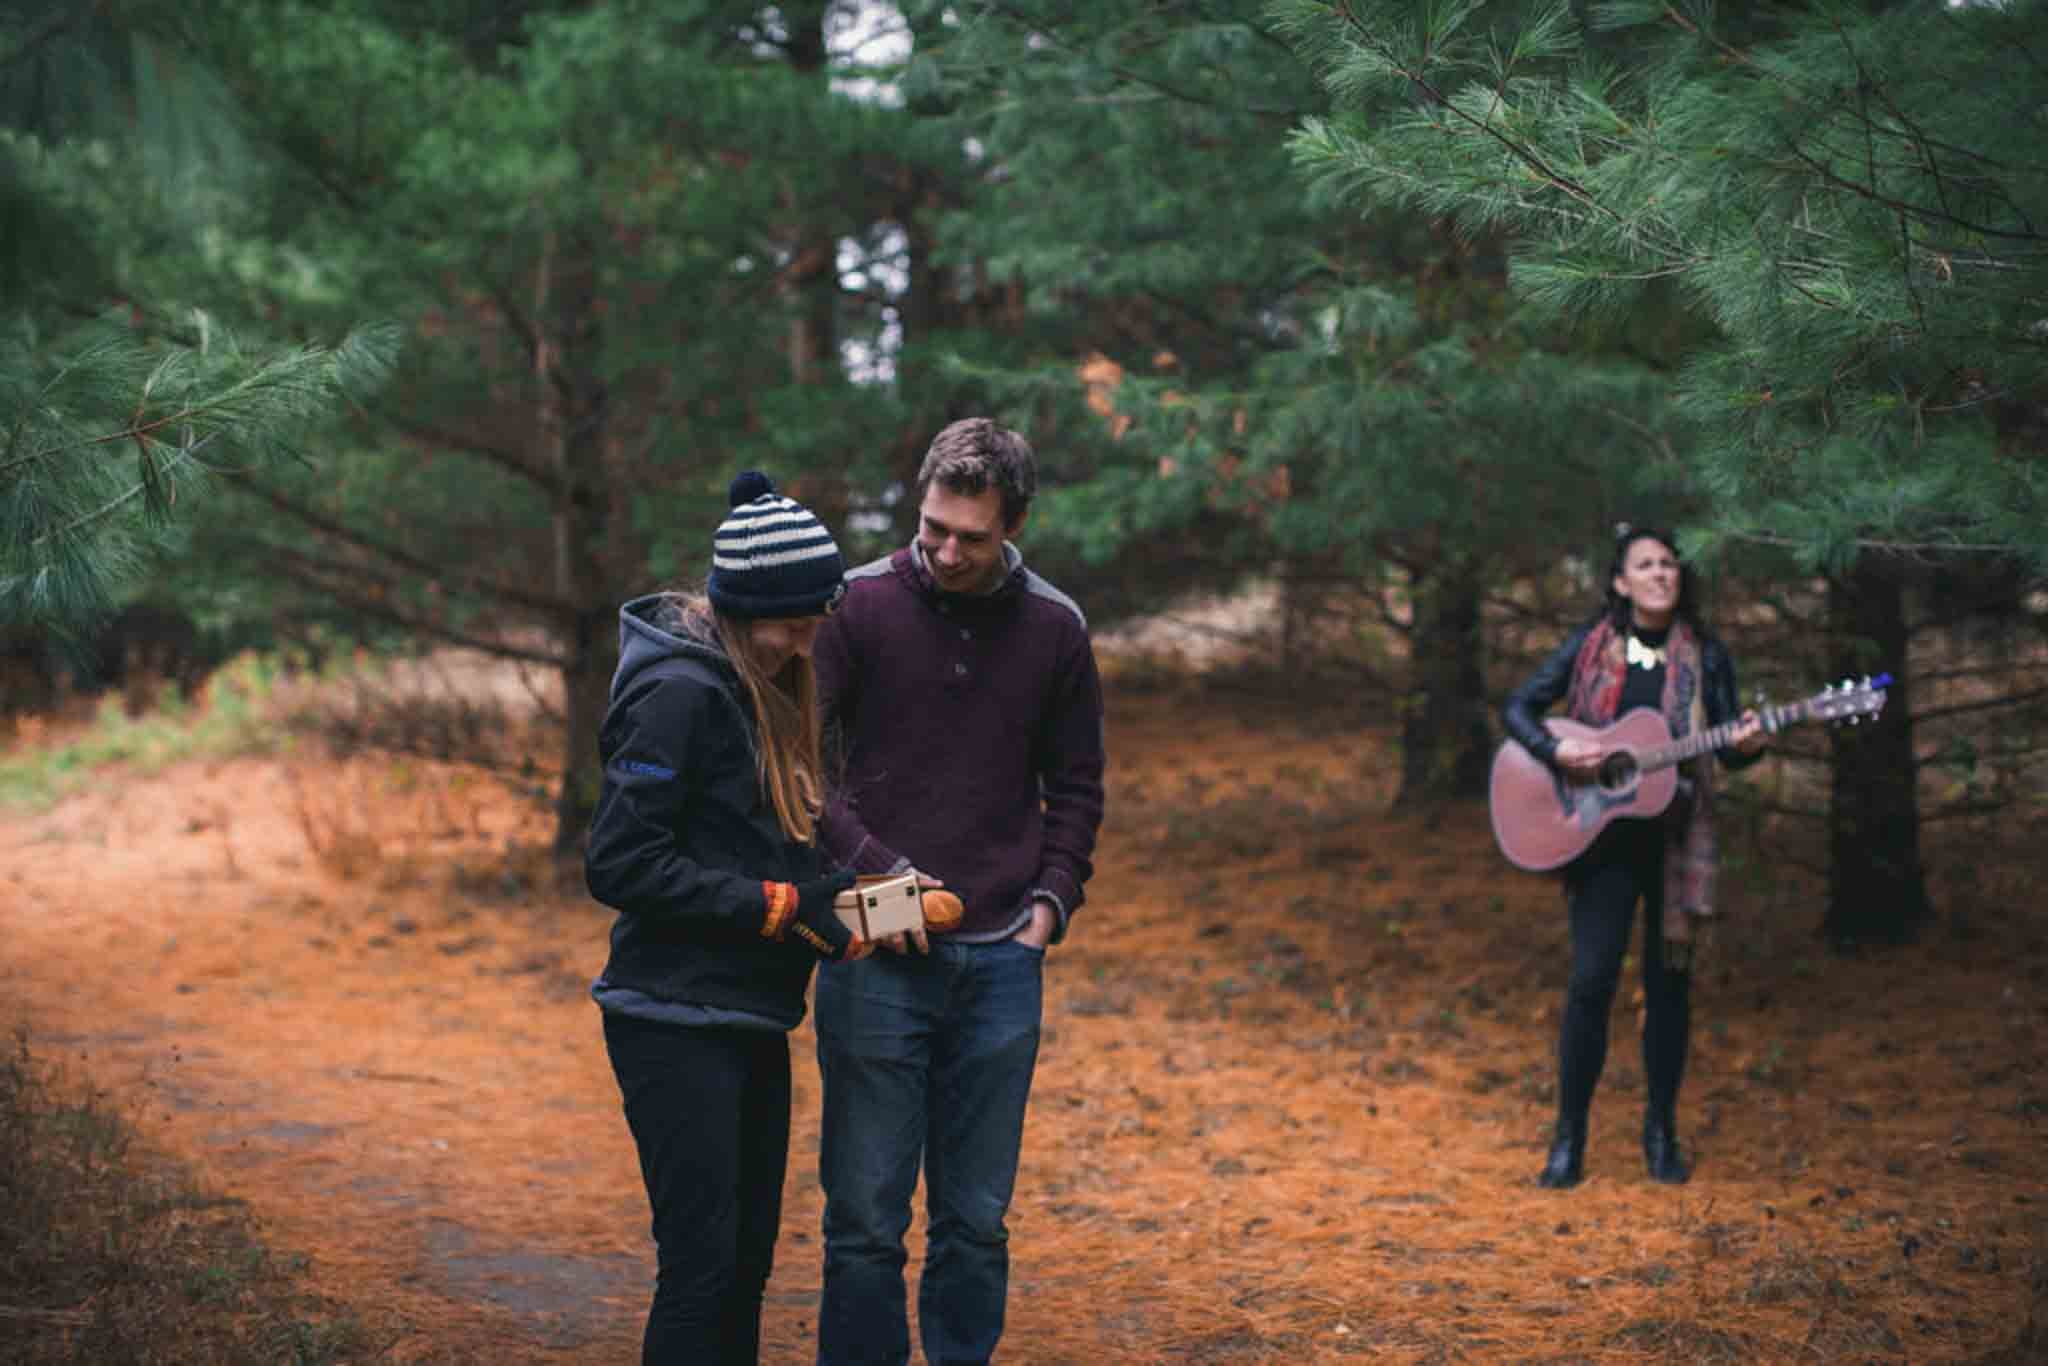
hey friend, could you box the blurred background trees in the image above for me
[5,0,2044,942]
[166,0,929,851]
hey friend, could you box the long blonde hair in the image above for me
[712,609,825,845]
[658,594,825,843]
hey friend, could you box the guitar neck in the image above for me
[1637,700,1806,773]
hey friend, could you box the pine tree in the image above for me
[1279,0,2048,939]
[0,2,391,629]
[909,1,1689,800]
[165,0,915,854]
[1280,0,2048,566]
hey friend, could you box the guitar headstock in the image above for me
[1807,672,1891,726]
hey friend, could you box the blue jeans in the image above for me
[813,938,1045,1366]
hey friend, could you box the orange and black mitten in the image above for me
[921,889,965,932]
[761,871,869,961]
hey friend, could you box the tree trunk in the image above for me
[894,173,948,506]
[1278,556,1313,674]
[1399,564,1493,803]
[780,2,837,388]
[536,232,613,860]
[1824,562,1932,945]
[555,602,615,862]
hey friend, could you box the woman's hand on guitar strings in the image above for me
[1553,737,1606,779]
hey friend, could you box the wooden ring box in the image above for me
[833,871,924,940]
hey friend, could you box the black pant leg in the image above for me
[1639,875,1691,1125]
[1558,861,1632,1124]
[727,1032,791,1363]
[604,1013,792,1366]
[1557,826,1659,1126]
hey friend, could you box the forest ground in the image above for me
[2,671,2044,1364]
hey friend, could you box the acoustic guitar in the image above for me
[1488,674,1890,871]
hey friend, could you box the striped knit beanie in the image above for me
[707,471,847,619]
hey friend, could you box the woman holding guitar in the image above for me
[1502,526,1767,1189]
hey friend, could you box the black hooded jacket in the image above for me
[585,594,834,1029]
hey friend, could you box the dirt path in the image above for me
[3,689,2044,1363]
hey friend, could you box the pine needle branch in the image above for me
[1321,0,1622,226]
[29,432,221,546]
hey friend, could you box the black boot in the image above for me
[1538,1118,1586,1189]
[1643,1113,1691,1185]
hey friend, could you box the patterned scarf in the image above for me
[1562,617,1717,952]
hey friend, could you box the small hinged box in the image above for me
[835,872,924,940]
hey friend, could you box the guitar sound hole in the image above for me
[1597,753,1638,790]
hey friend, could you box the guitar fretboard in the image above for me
[1635,701,1810,774]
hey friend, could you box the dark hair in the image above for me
[1602,524,1704,631]
[915,418,1037,530]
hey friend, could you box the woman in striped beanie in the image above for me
[585,470,856,1364]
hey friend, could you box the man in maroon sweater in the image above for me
[812,418,1106,1365]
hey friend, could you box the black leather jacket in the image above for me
[1502,616,1762,773]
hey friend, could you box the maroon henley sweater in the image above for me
[815,545,1105,942]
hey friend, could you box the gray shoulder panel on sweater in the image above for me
[1021,570,1087,631]
[846,554,895,582]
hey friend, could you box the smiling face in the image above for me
[743,614,826,674]
[917,483,1017,594]
[1612,535,1681,630]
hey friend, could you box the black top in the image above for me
[1618,624,1669,714]
[585,595,836,1031]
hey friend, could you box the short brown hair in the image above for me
[916,418,1037,530]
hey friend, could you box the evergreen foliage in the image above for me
[1279,0,2048,573]
[2,316,391,626]
[0,2,391,628]
[915,1,1690,798]
[910,0,1353,599]
[1279,0,2048,938]
[159,0,920,851]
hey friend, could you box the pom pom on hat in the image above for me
[729,469,776,507]
[708,470,847,620]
